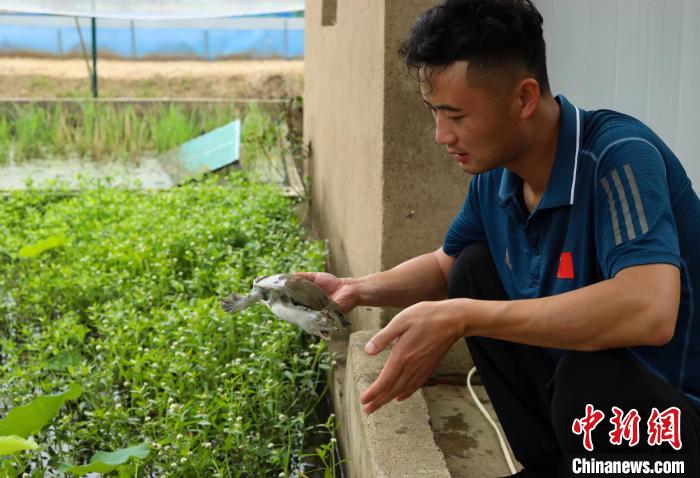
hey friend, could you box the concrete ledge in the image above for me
[331,330,521,477]
[342,330,451,477]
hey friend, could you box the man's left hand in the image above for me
[359,300,466,414]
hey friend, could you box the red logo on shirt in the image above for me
[557,252,575,279]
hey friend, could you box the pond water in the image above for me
[0,157,175,190]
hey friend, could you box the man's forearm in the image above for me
[348,250,450,309]
[454,263,680,350]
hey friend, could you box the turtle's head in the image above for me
[303,311,339,340]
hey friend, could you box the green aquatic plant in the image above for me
[0,173,334,477]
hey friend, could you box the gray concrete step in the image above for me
[330,330,522,478]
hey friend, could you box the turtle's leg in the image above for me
[266,301,338,339]
[291,309,337,340]
[220,288,263,313]
[306,309,339,340]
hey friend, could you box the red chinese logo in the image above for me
[609,407,641,446]
[572,405,682,451]
[647,407,682,450]
[572,404,605,451]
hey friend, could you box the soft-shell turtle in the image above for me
[220,274,349,339]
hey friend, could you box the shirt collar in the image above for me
[498,95,582,209]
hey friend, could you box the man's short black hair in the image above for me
[399,0,550,94]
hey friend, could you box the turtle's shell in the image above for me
[253,274,335,311]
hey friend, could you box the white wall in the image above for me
[534,0,700,191]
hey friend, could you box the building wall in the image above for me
[535,0,700,190]
[304,0,387,329]
[381,0,469,275]
[304,0,467,329]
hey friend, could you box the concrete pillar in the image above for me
[304,0,469,329]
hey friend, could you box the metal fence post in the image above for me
[91,17,98,98]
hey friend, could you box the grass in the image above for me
[0,102,291,168]
[0,173,337,477]
[240,102,290,184]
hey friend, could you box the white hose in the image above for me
[467,366,517,475]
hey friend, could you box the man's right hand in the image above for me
[294,272,358,313]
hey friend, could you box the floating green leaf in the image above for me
[0,384,82,438]
[18,234,69,258]
[0,435,38,455]
[45,349,83,371]
[58,443,150,476]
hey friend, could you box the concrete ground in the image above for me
[424,383,520,477]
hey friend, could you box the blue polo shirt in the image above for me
[443,95,700,406]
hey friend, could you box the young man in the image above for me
[299,0,700,475]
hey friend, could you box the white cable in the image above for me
[467,366,517,475]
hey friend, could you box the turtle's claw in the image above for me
[220,293,243,313]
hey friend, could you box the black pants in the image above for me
[448,243,700,477]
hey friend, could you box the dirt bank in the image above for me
[0,58,304,98]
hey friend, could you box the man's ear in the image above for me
[517,78,540,120]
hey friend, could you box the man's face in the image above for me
[420,61,523,175]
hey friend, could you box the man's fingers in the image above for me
[360,349,404,406]
[293,271,318,282]
[364,316,407,355]
[367,345,448,408]
[294,271,337,296]
[362,376,407,414]
[295,272,356,313]
[396,343,453,402]
[364,367,419,412]
[360,367,397,406]
[396,361,434,401]
[334,296,353,314]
